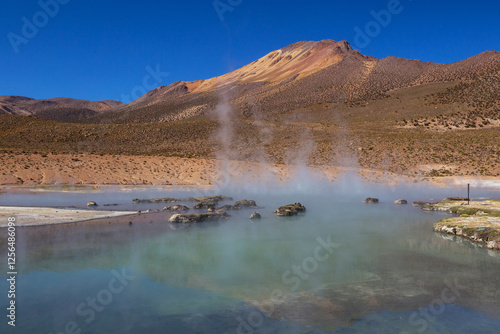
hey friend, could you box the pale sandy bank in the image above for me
[0,206,137,227]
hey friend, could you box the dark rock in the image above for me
[162,205,189,211]
[412,201,431,207]
[168,212,229,224]
[394,199,408,204]
[232,200,258,210]
[133,197,183,204]
[275,203,306,216]
[195,195,233,203]
[87,201,98,207]
[217,204,233,211]
[194,201,216,210]
[445,197,469,201]
[364,198,379,204]
[250,212,261,219]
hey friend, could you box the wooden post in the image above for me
[467,183,470,205]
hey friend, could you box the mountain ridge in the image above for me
[1,40,499,124]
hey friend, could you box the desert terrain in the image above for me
[0,40,498,186]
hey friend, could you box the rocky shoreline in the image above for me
[421,199,500,250]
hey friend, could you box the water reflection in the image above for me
[0,187,499,333]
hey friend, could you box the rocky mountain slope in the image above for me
[1,40,499,178]
[3,40,498,126]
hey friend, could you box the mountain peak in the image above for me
[280,39,353,54]
[179,39,364,95]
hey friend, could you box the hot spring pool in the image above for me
[1,181,499,333]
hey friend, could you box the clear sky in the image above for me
[1,0,499,102]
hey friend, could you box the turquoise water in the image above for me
[1,181,500,333]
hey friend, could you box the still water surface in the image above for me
[0,182,499,333]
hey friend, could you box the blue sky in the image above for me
[1,0,499,102]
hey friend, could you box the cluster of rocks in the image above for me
[161,199,259,213]
[162,197,308,223]
[154,195,263,224]
[93,194,311,224]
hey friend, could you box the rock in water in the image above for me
[364,198,379,204]
[412,201,431,207]
[274,203,306,216]
[249,212,261,219]
[194,201,216,210]
[232,200,258,209]
[162,205,189,211]
[215,201,259,212]
[168,212,229,224]
[195,195,233,203]
[216,204,233,212]
[394,199,408,204]
[87,201,98,207]
[133,197,185,204]
[445,197,469,201]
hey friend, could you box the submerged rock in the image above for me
[87,201,98,207]
[363,197,379,204]
[133,197,185,204]
[162,205,189,211]
[394,199,408,204]
[168,212,229,224]
[249,212,261,219]
[274,203,306,216]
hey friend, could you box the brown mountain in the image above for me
[0,96,122,122]
[3,40,498,125]
[1,39,499,179]
[84,39,498,124]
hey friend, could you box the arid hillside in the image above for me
[0,40,499,180]
[0,96,122,122]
